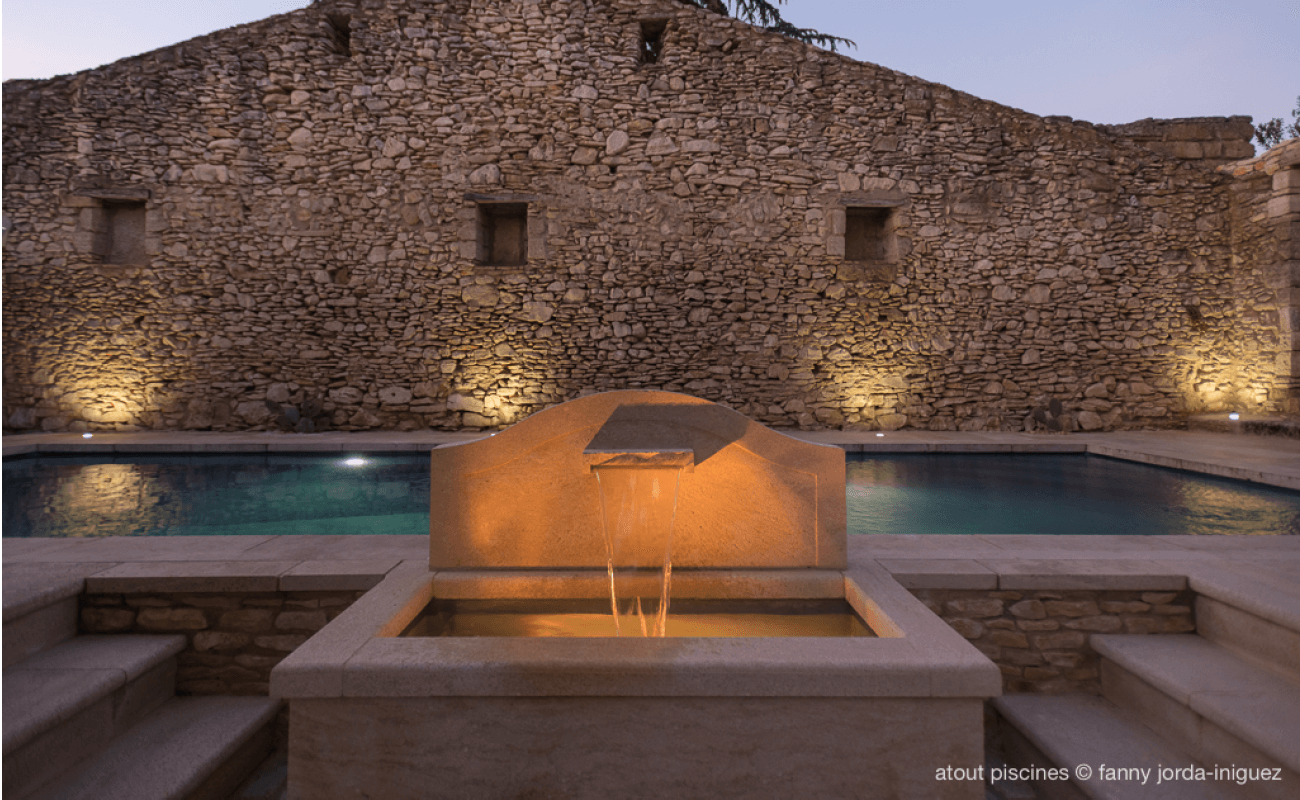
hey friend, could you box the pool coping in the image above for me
[5,429,1299,491]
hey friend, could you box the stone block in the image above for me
[137,608,208,631]
[275,610,329,631]
[1002,650,1045,667]
[1009,599,1046,619]
[194,631,252,652]
[1043,600,1099,617]
[989,631,1029,648]
[1123,617,1162,634]
[1016,620,1059,631]
[80,607,136,632]
[220,609,275,631]
[946,618,984,639]
[1031,632,1086,650]
[1023,667,1060,681]
[944,598,1004,618]
[1140,592,1178,605]
[1063,615,1123,633]
[1275,168,1300,193]
[254,634,310,652]
[1099,601,1150,614]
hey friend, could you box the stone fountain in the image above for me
[272,391,999,799]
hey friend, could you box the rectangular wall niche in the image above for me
[325,13,352,57]
[845,207,896,263]
[640,20,667,64]
[478,203,528,267]
[104,201,147,265]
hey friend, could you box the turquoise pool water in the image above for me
[3,453,1297,538]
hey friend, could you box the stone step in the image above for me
[32,696,281,800]
[1188,564,1300,683]
[994,693,1248,800]
[2,572,82,669]
[2,634,186,799]
[1197,592,1300,684]
[1093,634,1300,797]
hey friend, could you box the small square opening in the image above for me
[845,207,893,262]
[478,203,528,267]
[104,201,147,266]
[640,20,667,65]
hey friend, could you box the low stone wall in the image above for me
[80,590,364,695]
[910,588,1196,694]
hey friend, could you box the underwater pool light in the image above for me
[343,457,367,467]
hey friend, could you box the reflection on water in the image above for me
[5,452,1297,538]
[401,599,875,638]
[2,454,430,538]
[846,454,1300,536]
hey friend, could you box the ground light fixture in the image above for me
[1229,412,1241,421]
[82,433,93,438]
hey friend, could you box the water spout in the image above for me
[588,449,692,636]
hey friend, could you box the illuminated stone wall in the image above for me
[1218,139,1300,415]
[1,0,1288,432]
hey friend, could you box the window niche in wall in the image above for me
[833,200,904,282]
[845,207,894,262]
[477,203,528,267]
[67,189,151,267]
[639,20,668,65]
[324,13,352,57]
[103,201,147,265]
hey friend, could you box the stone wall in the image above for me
[2,0,1289,433]
[911,588,1196,694]
[80,590,364,695]
[1100,117,1255,168]
[1219,139,1300,413]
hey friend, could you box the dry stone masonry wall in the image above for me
[911,588,1196,695]
[3,0,1294,432]
[80,590,364,695]
[1218,139,1300,412]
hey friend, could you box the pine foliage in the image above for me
[1254,96,1300,150]
[679,0,856,53]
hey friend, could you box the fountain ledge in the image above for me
[271,561,999,699]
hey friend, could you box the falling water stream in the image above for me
[594,466,684,637]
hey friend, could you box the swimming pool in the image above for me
[3,452,1297,538]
